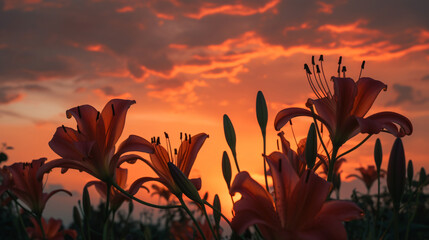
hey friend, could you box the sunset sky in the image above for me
[1,0,429,224]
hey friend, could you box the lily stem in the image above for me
[263,135,269,192]
[103,183,111,240]
[35,214,47,240]
[110,181,181,209]
[336,134,372,159]
[178,196,207,240]
[376,171,381,237]
[405,186,421,240]
[201,203,219,240]
[309,106,331,162]
[327,147,339,183]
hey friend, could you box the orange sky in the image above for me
[1,0,429,225]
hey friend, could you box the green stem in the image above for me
[35,215,47,240]
[405,187,422,240]
[309,106,331,162]
[110,181,181,209]
[201,204,219,240]
[203,200,233,228]
[393,209,399,240]
[178,196,206,240]
[232,151,240,173]
[327,147,338,183]
[103,183,111,240]
[263,135,269,192]
[336,134,372,159]
[376,173,381,237]
[13,200,29,240]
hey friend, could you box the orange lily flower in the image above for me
[37,99,154,182]
[86,167,150,211]
[230,152,363,239]
[347,165,386,193]
[3,158,71,216]
[142,133,208,196]
[277,131,323,177]
[275,59,412,148]
[26,217,77,240]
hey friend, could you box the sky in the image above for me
[1,0,429,225]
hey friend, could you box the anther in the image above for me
[185,133,188,141]
[342,66,347,73]
[77,106,82,118]
[289,120,293,125]
[164,132,169,139]
[62,125,67,133]
[361,60,366,69]
[96,111,100,121]
[338,56,342,65]
[304,64,312,74]
[277,139,279,151]
[111,104,115,116]
[311,56,315,65]
[156,137,160,145]
[189,134,192,144]
[180,132,183,140]
[174,148,177,155]
[316,65,321,73]
[319,55,324,61]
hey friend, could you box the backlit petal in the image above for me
[275,108,323,131]
[66,104,99,140]
[351,77,387,117]
[356,111,413,137]
[177,133,208,176]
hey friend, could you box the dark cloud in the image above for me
[386,84,429,106]
[0,89,23,104]
[0,84,51,104]
[422,74,429,81]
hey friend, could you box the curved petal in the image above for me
[317,200,363,221]
[177,133,209,176]
[37,158,96,181]
[307,98,335,135]
[332,77,357,124]
[86,180,107,199]
[49,127,88,160]
[230,172,279,235]
[115,167,128,189]
[43,189,73,207]
[265,152,299,227]
[286,170,331,229]
[100,99,136,151]
[66,104,99,140]
[150,145,172,182]
[346,174,363,181]
[351,77,387,117]
[275,107,326,131]
[356,111,413,137]
[115,135,154,157]
[127,177,161,196]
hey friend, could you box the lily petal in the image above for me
[332,77,357,126]
[351,77,387,117]
[287,170,331,229]
[37,158,96,181]
[275,108,324,131]
[230,171,279,235]
[49,127,88,160]
[116,135,154,157]
[66,104,99,140]
[316,200,363,221]
[356,111,413,137]
[100,99,136,152]
[177,133,209,176]
[265,151,299,227]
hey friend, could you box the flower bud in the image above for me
[374,138,382,173]
[419,168,427,186]
[387,138,406,210]
[256,91,268,137]
[223,114,237,168]
[213,194,221,228]
[222,151,232,189]
[168,162,202,204]
[82,186,91,218]
[305,123,317,170]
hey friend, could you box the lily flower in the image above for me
[86,167,150,211]
[37,99,154,182]
[26,217,77,240]
[347,165,386,193]
[143,133,209,196]
[275,57,412,148]
[4,158,71,216]
[230,152,363,239]
[277,131,323,177]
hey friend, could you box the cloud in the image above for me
[422,74,429,81]
[386,84,429,106]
